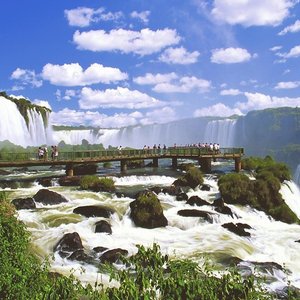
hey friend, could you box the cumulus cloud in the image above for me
[236,92,300,111]
[211,0,296,27]
[73,28,181,55]
[79,87,166,109]
[153,76,211,93]
[64,7,123,27]
[10,68,42,88]
[220,89,242,96]
[159,47,200,64]
[130,11,150,24]
[211,47,252,64]
[42,63,128,86]
[140,106,177,125]
[277,45,300,59]
[275,81,300,89]
[279,19,300,35]
[133,72,178,85]
[194,103,243,117]
[32,99,52,110]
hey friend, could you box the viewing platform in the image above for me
[0,147,244,175]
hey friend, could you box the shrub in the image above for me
[80,175,115,192]
[174,166,204,189]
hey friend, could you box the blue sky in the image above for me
[1,0,300,128]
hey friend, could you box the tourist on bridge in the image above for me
[38,147,44,160]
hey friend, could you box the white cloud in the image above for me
[32,99,52,110]
[133,72,178,85]
[211,0,296,27]
[73,28,181,55]
[279,19,300,35]
[211,47,252,64]
[220,89,242,96]
[130,11,150,24]
[79,87,166,109]
[10,68,42,88]
[140,106,177,125]
[64,7,123,27]
[270,45,282,52]
[236,92,300,111]
[194,103,243,117]
[275,81,300,89]
[278,45,300,59]
[42,63,128,86]
[153,76,211,93]
[159,47,200,64]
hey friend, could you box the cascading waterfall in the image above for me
[204,119,237,147]
[0,96,53,147]
[294,164,300,187]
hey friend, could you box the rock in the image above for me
[11,197,36,210]
[73,205,115,218]
[200,184,211,191]
[100,248,128,264]
[177,209,214,222]
[127,160,145,169]
[95,220,112,234]
[93,246,109,253]
[58,176,81,186]
[176,192,188,201]
[187,195,210,206]
[33,189,68,205]
[0,169,10,175]
[150,186,162,195]
[54,232,83,257]
[37,177,53,187]
[161,185,183,196]
[68,249,93,263]
[222,223,251,237]
[130,191,168,228]
[72,164,98,176]
[212,197,225,208]
[215,205,234,217]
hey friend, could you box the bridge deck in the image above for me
[0,147,244,168]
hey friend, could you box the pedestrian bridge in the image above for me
[0,147,244,175]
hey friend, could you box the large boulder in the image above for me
[130,191,168,228]
[58,176,81,186]
[37,177,53,187]
[33,189,68,205]
[73,205,115,218]
[177,209,214,222]
[222,223,252,237]
[72,164,98,176]
[186,195,210,206]
[100,248,128,264]
[173,167,204,189]
[11,197,36,210]
[54,232,83,258]
[95,220,112,234]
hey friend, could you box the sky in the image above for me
[1,0,300,128]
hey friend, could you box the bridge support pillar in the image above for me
[234,157,241,173]
[199,158,212,173]
[121,160,127,173]
[153,158,159,168]
[172,158,177,169]
[65,164,74,176]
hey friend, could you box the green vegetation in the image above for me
[219,156,298,224]
[80,175,115,192]
[103,161,112,168]
[174,166,204,188]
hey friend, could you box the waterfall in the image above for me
[204,119,237,147]
[294,164,300,187]
[0,96,52,147]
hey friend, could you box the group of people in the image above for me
[38,145,58,161]
[143,144,167,154]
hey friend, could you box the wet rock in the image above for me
[212,197,225,208]
[127,160,145,169]
[177,209,214,222]
[37,177,53,187]
[0,169,10,175]
[176,192,188,201]
[33,189,68,205]
[72,164,98,176]
[200,184,211,191]
[68,249,93,263]
[100,248,128,264]
[11,197,36,210]
[73,205,115,218]
[54,232,83,257]
[161,185,183,196]
[130,191,168,228]
[150,186,162,195]
[95,220,112,234]
[187,195,210,206]
[215,205,234,217]
[222,222,251,237]
[93,246,109,253]
[58,176,81,186]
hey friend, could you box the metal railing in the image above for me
[0,147,244,163]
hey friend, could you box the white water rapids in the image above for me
[4,164,300,293]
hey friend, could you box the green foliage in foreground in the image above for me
[174,166,204,188]
[80,175,115,192]
[219,156,298,224]
[1,190,299,299]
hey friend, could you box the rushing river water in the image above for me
[1,159,300,294]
